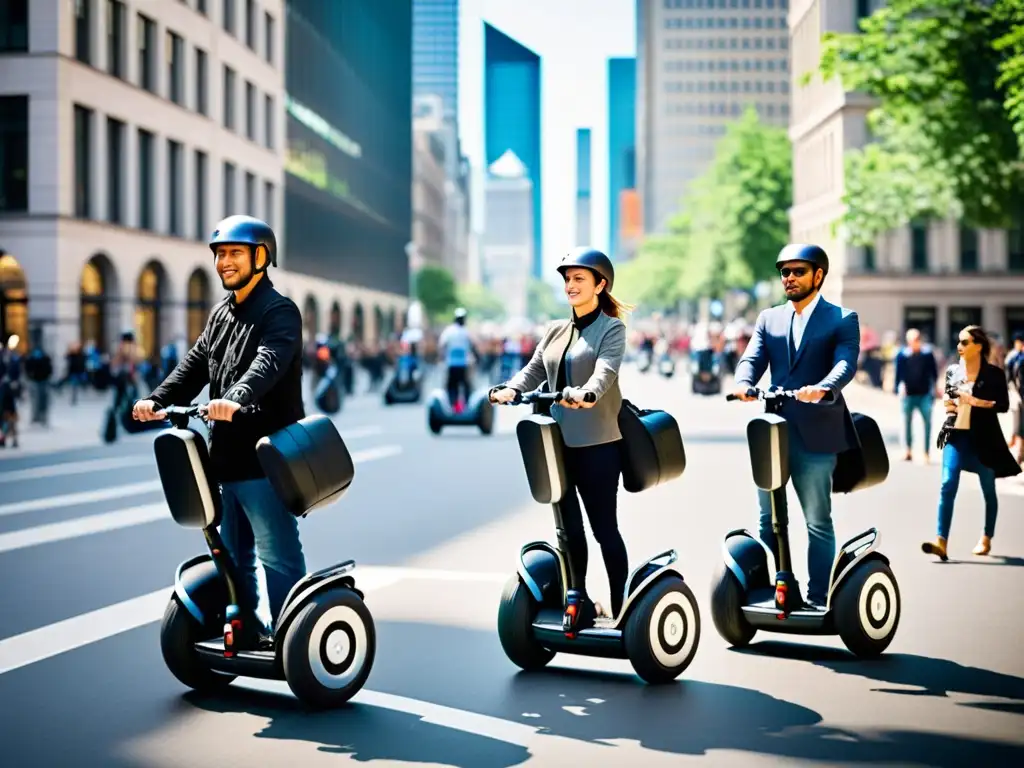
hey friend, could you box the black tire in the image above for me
[428,410,443,434]
[384,392,394,405]
[710,560,756,648]
[624,577,700,684]
[160,598,236,692]
[478,404,494,435]
[497,575,555,671]
[833,559,900,658]
[282,587,376,708]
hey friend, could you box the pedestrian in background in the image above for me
[922,326,1021,561]
[893,328,939,463]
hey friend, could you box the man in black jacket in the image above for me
[133,215,305,647]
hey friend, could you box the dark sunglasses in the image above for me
[779,266,809,278]
[957,337,974,347]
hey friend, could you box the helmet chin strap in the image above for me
[238,245,269,289]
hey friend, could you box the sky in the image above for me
[457,0,636,278]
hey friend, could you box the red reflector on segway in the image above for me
[566,604,577,618]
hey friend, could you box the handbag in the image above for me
[617,399,686,493]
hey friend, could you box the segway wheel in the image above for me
[282,587,376,708]
[624,576,700,684]
[384,391,394,405]
[160,598,236,691]
[428,411,443,434]
[833,559,900,658]
[709,560,756,648]
[497,575,555,671]
[478,402,494,435]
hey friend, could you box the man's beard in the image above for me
[785,284,816,302]
[220,269,251,290]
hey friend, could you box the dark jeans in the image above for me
[937,431,998,540]
[446,365,470,405]
[220,478,307,631]
[558,440,629,617]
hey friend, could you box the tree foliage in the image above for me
[617,107,792,307]
[815,0,1024,244]
[414,265,458,323]
[528,278,567,321]
[456,282,506,322]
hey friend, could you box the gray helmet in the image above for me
[557,247,614,292]
[776,243,828,276]
[209,215,278,268]
[454,307,467,321]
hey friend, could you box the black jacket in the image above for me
[148,278,305,482]
[939,361,1021,479]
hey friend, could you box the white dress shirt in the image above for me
[791,292,821,351]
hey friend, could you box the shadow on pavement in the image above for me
[734,640,1024,716]
[183,688,529,768]
[940,556,1024,568]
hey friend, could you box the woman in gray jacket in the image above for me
[490,248,630,629]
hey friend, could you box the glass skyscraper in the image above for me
[413,0,459,124]
[608,57,636,262]
[484,22,542,278]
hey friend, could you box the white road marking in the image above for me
[0,565,505,676]
[0,456,152,484]
[0,481,163,517]
[0,445,404,553]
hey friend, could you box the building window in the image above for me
[195,48,208,115]
[106,0,125,78]
[167,31,184,105]
[106,117,123,224]
[74,105,93,218]
[75,0,91,64]
[911,222,929,272]
[264,94,274,148]
[264,180,274,227]
[222,0,235,35]
[223,66,236,129]
[245,81,256,140]
[959,227,979,272]
[223,161,236,215]
[0,0,28,52]
[198,0,207,14]
[245,0,256,49]
[245,171,255,215]
[138,129,154,230]
[264,12,274,64]
[1009,217,1024,272]
[863,245,876,272]
[194,150,208,240]
[168,139,182,236]
[138,14,155,93]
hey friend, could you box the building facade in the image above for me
[636,0,791,234]
[483,150,533,319]
[0,0,405,362]
[283,0,412,343]
[788,0,1024,349]
[608,57,637,261]
[483,23,542,278]
[575,128,592,247]
[413,109,448,271]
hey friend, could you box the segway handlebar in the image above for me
[498,387,597,406]
[159,403,258,429]
[726,386,834,403]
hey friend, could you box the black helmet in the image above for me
[557,247,614,292]
[776,243,828,275]
[209,215,278,268]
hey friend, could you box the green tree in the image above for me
[528,278,566,321]
[815,0,1024,244]
[414,265,458,324]
[621,107,791,304]
[456,282,507,322]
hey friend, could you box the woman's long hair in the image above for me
[962,325,992,362]
[597,280,635,319]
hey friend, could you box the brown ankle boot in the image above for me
[972,535,991,556]
[921,536,948,561]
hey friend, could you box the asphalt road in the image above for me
[0,367,1022,768]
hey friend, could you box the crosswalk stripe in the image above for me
[0,565,504,676]
[0,481,163,517]
[0,445,404,553]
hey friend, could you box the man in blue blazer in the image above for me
[731,244,861,609]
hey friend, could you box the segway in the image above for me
[711,387,899,657]
[494,387,700,684]
[658,353,675,379]
[690,349,721,395]
[154,404,376,708]
[426,378,494,435]
[385,355,422,405]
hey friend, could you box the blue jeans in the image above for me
[220,478,307,630]
[937,433,998,540]
[902,394,933,452]
[757,432,837,605]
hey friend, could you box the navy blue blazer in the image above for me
[733,298,861,454]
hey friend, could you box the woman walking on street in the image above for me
[922,326,1021,560]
